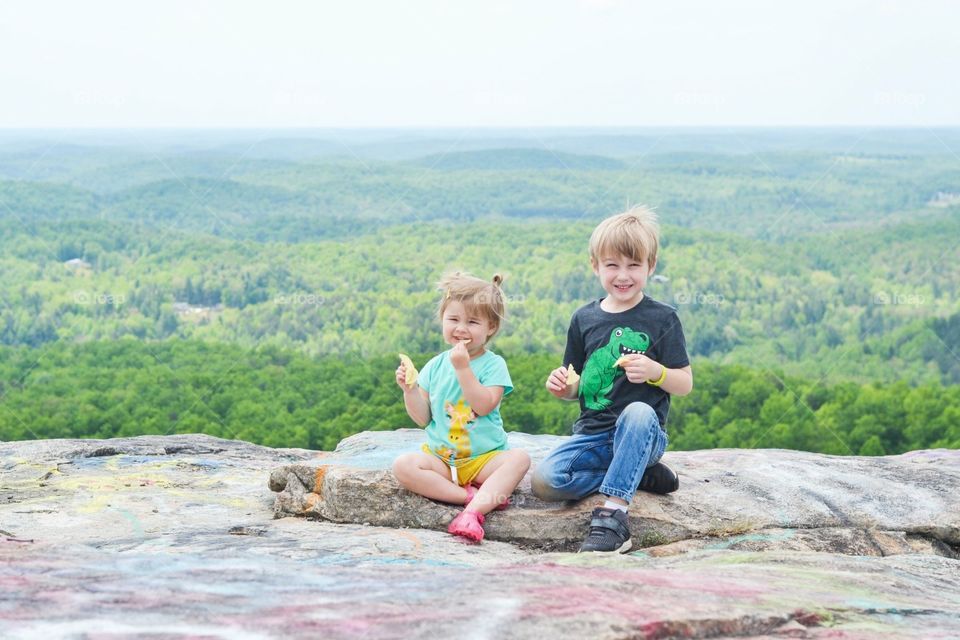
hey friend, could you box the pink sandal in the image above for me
[448,509,485,542]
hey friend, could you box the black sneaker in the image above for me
[578,507,632,553]
[637,462,679,495]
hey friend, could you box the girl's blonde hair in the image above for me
[437,271,506,339]
[589,205,660,267]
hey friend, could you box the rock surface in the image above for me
[0,432,957,639]
[271,429,960,555]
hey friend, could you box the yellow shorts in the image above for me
[422,444,504,486]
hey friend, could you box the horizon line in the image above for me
[2,124,960,132]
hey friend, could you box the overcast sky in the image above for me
[1,0,957,128]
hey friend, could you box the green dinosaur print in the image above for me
[578,327,650,410]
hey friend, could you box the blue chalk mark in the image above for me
[707,529,796,550]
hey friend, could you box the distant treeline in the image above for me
[1,143,958,455]
[3,214,959,387]
[2,149,958,242]
[1,340,957,454]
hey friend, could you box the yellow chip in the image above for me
[398,353,418,387]
[565,364,580,387]
[614,355,632,369]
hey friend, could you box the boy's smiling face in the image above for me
[593,253,656,312]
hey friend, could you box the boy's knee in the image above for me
[530,464,566,501]
[619,403,660,439]
[621,401,657,425]
[530,468,552,499]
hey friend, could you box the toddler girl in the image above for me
[393,272,530,542]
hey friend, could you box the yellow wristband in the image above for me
[647,365,667,387]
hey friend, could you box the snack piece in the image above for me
[614,355,633,369]
[565,364,580,387]
[398,353,419,387]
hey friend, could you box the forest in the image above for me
[1,128,958,455]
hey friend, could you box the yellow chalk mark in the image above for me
[393,530,423,554]
[78,493,115,514]
[313,466,329,495]
[303,493,320,513]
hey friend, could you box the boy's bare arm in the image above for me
[621,356,693,396]
[660,365,693,396]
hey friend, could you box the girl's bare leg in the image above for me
[468,449,531,515]
[393,452,468,504]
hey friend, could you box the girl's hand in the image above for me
[545,366,569,399]
[621,354,663,384]
[396,364,414,391]
[450,340,471,370]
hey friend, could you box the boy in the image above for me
[532,206,693,553]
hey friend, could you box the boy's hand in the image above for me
[619,354,664,384]
[545,366,570,399]
[450,340,471,370]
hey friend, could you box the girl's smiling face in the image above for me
[441,300,496,357]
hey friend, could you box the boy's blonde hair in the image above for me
[589,205,660,267]
[437,271,506,339]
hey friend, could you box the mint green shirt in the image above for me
[418,349,513,464]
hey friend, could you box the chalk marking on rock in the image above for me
[313,466,329,494]
[465,597,522,640]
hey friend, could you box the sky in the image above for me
[1,0,957,128]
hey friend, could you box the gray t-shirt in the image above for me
[563,296,690,434]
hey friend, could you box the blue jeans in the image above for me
[531,402,668,502]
